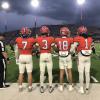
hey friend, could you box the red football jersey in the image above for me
[74,36,93,52]
[16,37,35,55]
[55,37,73,51]
[36,36,54,53]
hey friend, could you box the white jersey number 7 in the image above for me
[22,41,27,49]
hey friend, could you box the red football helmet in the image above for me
[20,27,31,34]
[40,26,50,35]
[60,27,70,36]
[77,26,88,34]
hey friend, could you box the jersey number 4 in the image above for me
[22,41,27,49]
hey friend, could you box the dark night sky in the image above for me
[0,0,100,32]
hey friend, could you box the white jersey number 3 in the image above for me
[42,40,48,49]
[22,41,27,49]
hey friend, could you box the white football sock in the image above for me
[79,72,84,87]
[40,71,45,86]
[85,72,90,89]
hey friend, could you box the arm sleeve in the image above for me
[0,41,5,52]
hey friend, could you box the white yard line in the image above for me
[91,76,99,83]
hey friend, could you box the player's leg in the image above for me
[60,69,64,85]
[27,72,33,92]
[67,68,74,91]
[66,55,73,91]
[18,55,25,92]
[2,59,10,87]
[59,57,65,91]
[47,54,54,93]
[85,57,91,94]
[40,54,46,93]
[67,69,73,84]
[18,63,25,92]
[78,56,85,94]
[0,59,4,88]
[26,55,33,92]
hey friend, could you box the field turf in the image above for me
[6,43,100,83]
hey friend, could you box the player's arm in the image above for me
[51,38,59,53]
[91,41,96,54]
[14,44,19,61]
[52,43,59,54]
[34,42,40,51]
[70,42,78,53]
[0,41,9,61]
[33,42,40,58]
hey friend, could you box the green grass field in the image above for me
[6,43,100,83]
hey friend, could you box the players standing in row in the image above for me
[15,25,94,94]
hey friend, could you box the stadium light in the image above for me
[1,1,10,10]
[31,0,39,8]
[77,0,86,5]
[1,1,10,32]
[77,0,86,23]
[30,0,40,37]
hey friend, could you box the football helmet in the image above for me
[40,26,50,35]
[20,27,31,38]
[77,26,87,34]
[60,27,70,36]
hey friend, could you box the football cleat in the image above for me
[85,88,89,94]
[40,86,45,93]
[28,87,33,92]
[58,85,64,92]
[68,85,74,91]
[19,87,23,92]
[0,85,3,88]
[48,86,54,93]
[78,87,85,94]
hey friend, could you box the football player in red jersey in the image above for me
[55,27,74,92]
[35,26,54,93]
[72,26,93,94]
[15,27,36,92]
